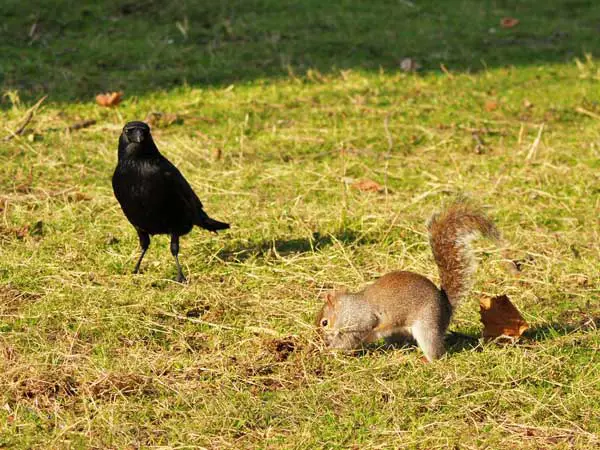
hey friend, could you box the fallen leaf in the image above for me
[574,275,588,287]
[400,58,421,72]
[501,17,519,28]
[484,100,498,112]
[472,132,486,154]
[145,111,182,128]
[95,91,123,107]
[66,192,92,202]
[480,294,529,340]
[351,179,387,193]
[14,226,29,240]
[212,148,223,161]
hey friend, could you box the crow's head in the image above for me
[119,121,156,159]
[123,121,150,144]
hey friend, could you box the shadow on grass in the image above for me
[2,0,600,103]
[522,315,599,342]
[216,228,377,262]
[352,315,599,358]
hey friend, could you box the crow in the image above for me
[112,121,229,282]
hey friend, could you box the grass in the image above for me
[1,0,600,448]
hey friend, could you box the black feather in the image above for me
[112,121,229,282]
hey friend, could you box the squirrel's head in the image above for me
[315,291,339,329]
[316,290,358,349]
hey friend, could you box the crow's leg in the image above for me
[170,234,186,283]
[133,229,150,274]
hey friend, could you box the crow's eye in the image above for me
[321,319,328,327]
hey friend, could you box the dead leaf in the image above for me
[144,111,182,128]
[95,91,123,107]
[501,17,519,28]
[574,275,589,287]
[5,220,43,240]
[400,58,421,72]
[480,294,529,340]
[14,226,29,240]
[485,100,498,112]
[351,179,387,193]
[212,148,223,161]
[472,132,486,154]
[66,192,91,202]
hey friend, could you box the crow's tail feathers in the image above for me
[197,211,230,232]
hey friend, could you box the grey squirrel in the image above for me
[316,203,500,361]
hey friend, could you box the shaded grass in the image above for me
[2,0,600,102]
[1,1,600,449]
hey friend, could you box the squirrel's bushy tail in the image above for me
[427,203,500,309]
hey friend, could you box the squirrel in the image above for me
[316,203,500,361]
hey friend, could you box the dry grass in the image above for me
[1,1,600,448]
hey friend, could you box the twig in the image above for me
[525,123,544,162]
[383,113,393,195]
[517,122,525,145]
[575,106,600,120]
[3,95,47,141]
[440,63,454,79]
[158,308,236,331]
[68,119,96,131]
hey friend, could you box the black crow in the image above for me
[112,121,229,282]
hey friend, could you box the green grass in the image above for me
[1,1,600,448]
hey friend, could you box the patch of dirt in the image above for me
[0,284,41,314]
[84,372,157,399]
[267,337,299,362]
[3,365,79,409]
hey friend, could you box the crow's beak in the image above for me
[129,128,145,143]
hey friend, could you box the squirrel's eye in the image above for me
[321,319,328,327]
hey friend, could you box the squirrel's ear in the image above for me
[324,292,335,307]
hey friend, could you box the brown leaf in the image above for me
[14,226,29,240]
[144,111,182,128]
[351,179,386,193]
[95,91,123,107]
[500,17,519,28]
[480,294,529,340]
[484,100,498,112]
[212,148,223,161]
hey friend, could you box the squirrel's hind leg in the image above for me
[411,320,446,362]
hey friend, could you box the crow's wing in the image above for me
[159,157,204,216]
[160,157,230,232]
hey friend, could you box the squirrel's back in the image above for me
[427,203,500,309]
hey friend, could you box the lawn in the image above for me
[1,1,599,448]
